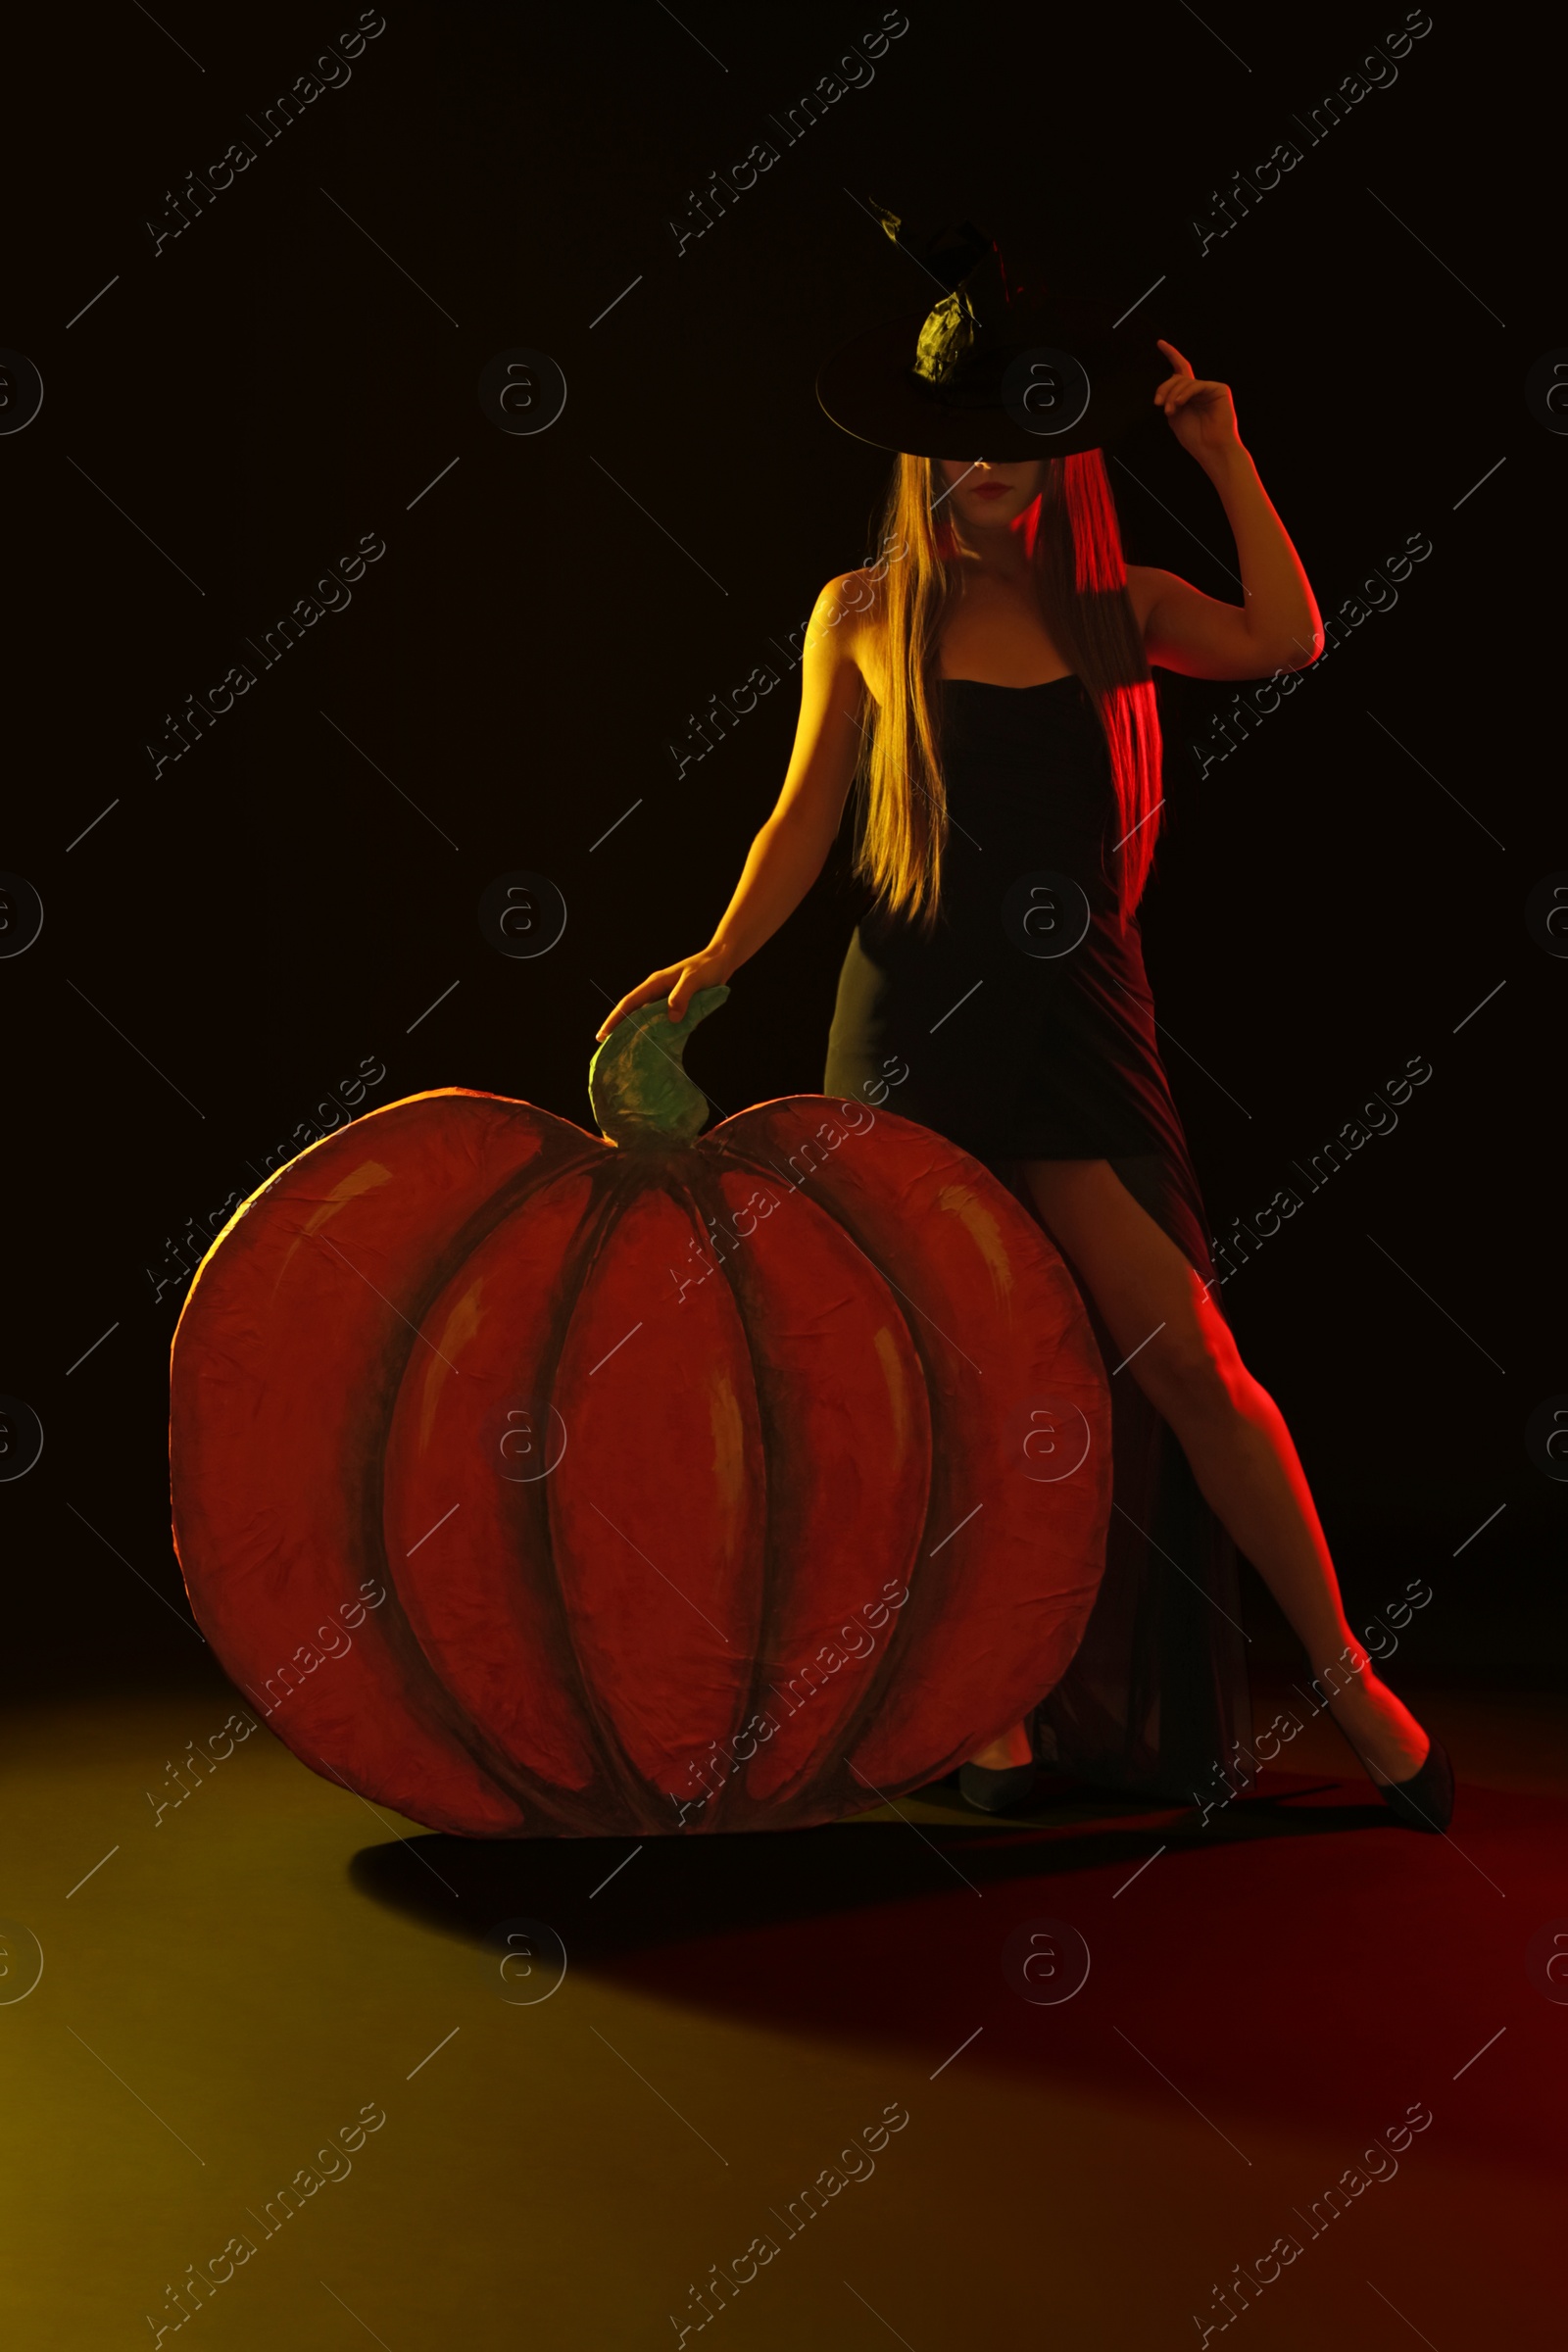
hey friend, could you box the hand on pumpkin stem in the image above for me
[596,947,736,1042]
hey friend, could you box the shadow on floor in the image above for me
[347,1765,1563,2167]
[349,1770,1386,1962]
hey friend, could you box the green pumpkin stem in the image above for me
[589,983,729,1148]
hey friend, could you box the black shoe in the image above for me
[958,1760,1038,1814]
[1378,1736,1454,1834]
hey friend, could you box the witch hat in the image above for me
[816,200,1167,460]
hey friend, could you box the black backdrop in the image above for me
[5,1,1558,1697]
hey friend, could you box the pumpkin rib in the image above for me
[680,1160,768,1829]
[544,1157,685,1829]
[541,1153,742,1831]
[317,1114,613,1829]
[232,1101,611,1835]
[668,1153,779,1833]
[384,1151,665,1834]
[550,1166,775,1825]
[684,1142,935,1827]
[692,1135,947,1820]
[167,1091,594,1825]
[704,1107,1108,1802]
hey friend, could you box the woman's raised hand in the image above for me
[594,946,735,1044]
[1152,338,1242,464]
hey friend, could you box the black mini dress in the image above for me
[823,674,1252,1804]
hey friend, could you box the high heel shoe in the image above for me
[958,1759,1038,1814]
[1377,1735,1454,1834]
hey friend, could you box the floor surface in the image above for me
[4,1675,1563,2348]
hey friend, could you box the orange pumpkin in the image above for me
[170,987,1109,1835]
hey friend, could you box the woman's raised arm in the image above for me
[1129,338,1324,681]
[594,572,872,1040]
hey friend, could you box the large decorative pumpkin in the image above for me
[169,989,1110,1837]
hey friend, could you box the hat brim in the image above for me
[815,306,1166,461]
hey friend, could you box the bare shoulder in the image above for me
[808,568,886,707]
[1122,563,1167,639]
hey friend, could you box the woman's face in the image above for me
[935,456,1045,531]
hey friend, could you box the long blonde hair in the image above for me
[852,451,1162,933]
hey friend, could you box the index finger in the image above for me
[594,988,651,1043]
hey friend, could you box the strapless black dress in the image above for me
[823,674,1252,1804]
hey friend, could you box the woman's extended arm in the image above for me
[1128,338,1324,680]
[594,574,870,1041]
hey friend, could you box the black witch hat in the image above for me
[816,201,1166,461]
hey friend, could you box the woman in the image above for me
[596,220,1452,1833]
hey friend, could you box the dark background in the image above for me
[4,2,1557,1698]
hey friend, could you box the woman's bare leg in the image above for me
[968,1158,1429,1788]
